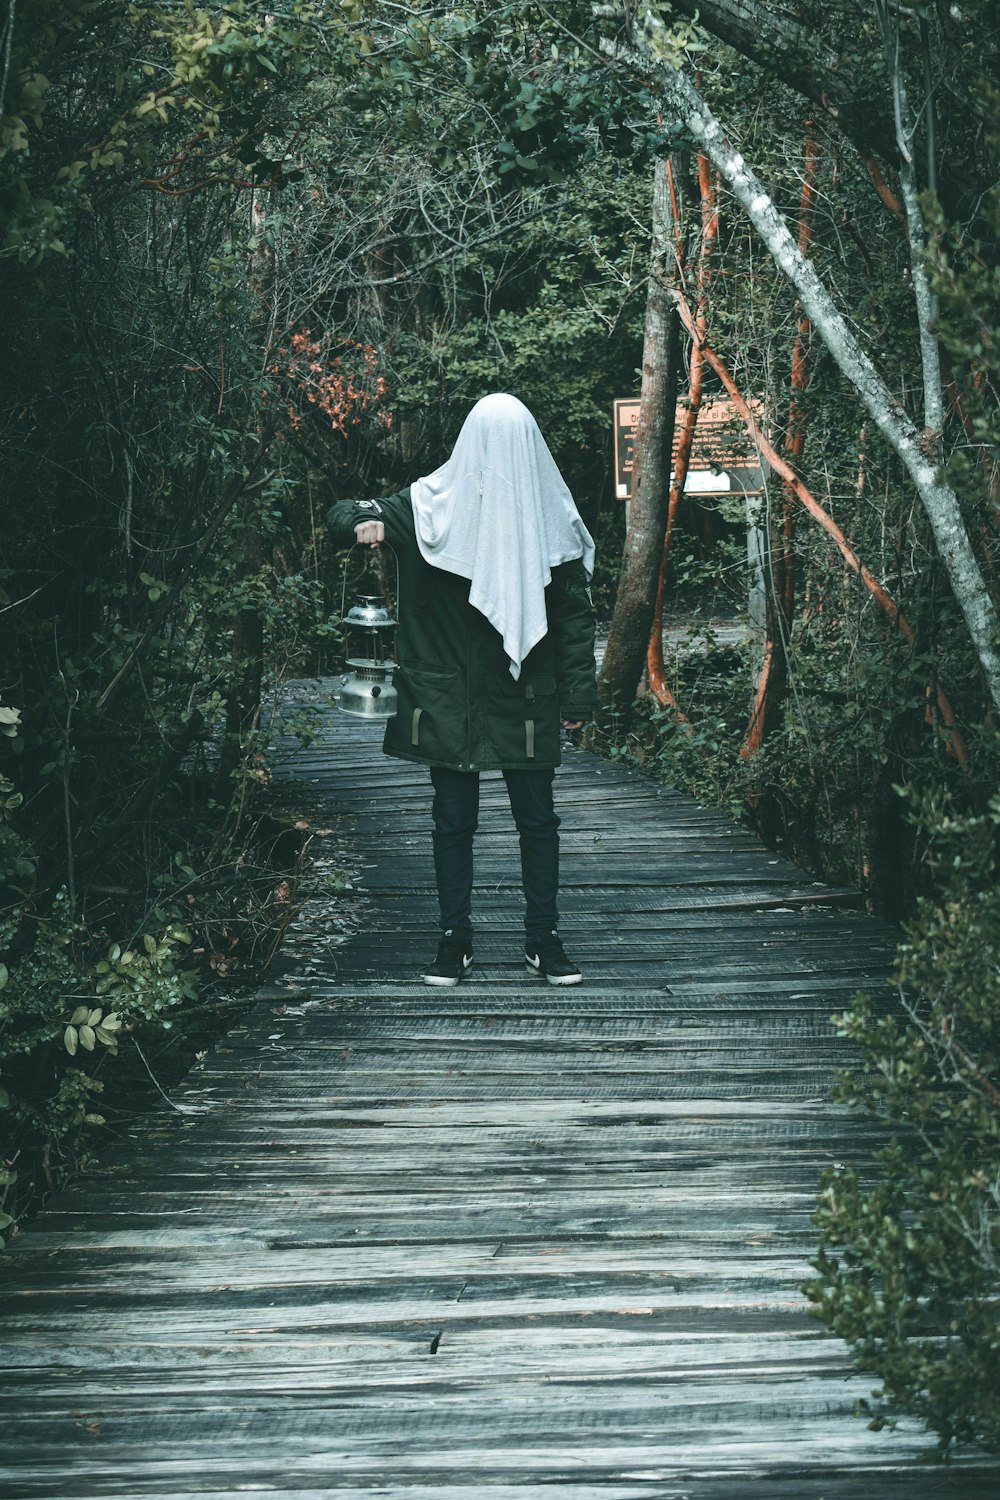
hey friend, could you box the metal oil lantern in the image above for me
[337,549,398,720]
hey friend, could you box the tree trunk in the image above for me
[780,124,819,632]
[648,151,717,715]
[624,23,1000,715]
[598,156,682,716]
[875,0,944,444]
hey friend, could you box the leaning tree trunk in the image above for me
[598,156,682,717]
[620,11,1000,716]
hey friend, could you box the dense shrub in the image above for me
[807,789,1000,1453]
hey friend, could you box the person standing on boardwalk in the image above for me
[326,392,597,987]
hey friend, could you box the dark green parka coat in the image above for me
[326,488,596,773]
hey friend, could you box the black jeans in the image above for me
[429,766,560,946]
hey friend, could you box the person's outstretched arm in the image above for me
[325,488,412,550]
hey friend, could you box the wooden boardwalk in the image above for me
[2,696,998,1498]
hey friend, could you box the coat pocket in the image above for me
[486,672,559,765]
[386,664,460,762]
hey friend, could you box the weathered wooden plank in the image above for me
[6,1483,994,1500]
[92,1113,879,1157]
[0,1478,997,1500]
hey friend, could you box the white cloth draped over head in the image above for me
[409,393,595,679]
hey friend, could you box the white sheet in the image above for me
[409,394,594,678]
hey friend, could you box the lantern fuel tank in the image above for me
[338,593,398,719]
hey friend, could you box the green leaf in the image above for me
[64,1025,79,1056]
[70,1006,89,1025]
[79,1024,96,1051]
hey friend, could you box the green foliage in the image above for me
[380,150,646,519]
[600,625,752,823]
[358,1,657,182]
[925,81,1000,552]
[0,7,352,1232]
[596,35,1000,900]
[0,0,350,264]
[1,1,651,1239]
[807,788,1000,1453]
[0,705,204,1231]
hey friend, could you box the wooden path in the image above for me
[3,694,999,1498]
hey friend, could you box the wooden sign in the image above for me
[613,399,641,499]
[614,396,766,500]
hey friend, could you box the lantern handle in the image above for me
[339,540,401,625]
